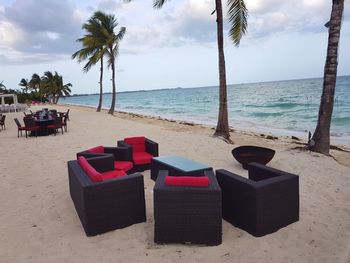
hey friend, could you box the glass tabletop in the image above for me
[153,155,211,172]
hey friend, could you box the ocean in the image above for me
[61,76,350,142]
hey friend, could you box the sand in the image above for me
[0,104,349,263]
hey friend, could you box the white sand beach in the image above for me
[0,104,349,263]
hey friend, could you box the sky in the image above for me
[0,0,349,94]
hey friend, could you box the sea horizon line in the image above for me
[69,75,350,97]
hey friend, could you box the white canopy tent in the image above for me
[0,93,18,105]
[0,93,27,113]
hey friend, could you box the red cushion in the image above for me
[86,145,104,154]
[165,176,210,187]
[101,170,127,180]
[114,161,133,171]
[133,152,153,165]
[124,136,146,153]
[78,156,102,182]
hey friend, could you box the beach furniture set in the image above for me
[13,109,69,137]
[67,136,299,245]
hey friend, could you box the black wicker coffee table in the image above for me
[151,155,212,181]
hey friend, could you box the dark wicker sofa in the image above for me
[153,170,222,245]
[216,162,299,237]
[117,136,159,172]
[67,155,146,236]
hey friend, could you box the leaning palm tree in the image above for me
[41,71,72,104]
[41,71,56,103]
[93,11,126,115]
[53,74,72,104]
[309,0,345,155]
[19,79,30,93]
[72,13,107,112]
[29,73,41,93]
[0,80,6,89]
[127,0,247,141]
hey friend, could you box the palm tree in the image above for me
[72,13,106,112]
[53,74,72,104]
[128,0,247,141]
[19,79,30,93]
[309,0,344,155]
[29,73,41,93]
[73,11,126,115]
[93,11,126,115]
[40,71,72,104]
[0,80,6,91]
[40,71,56,103]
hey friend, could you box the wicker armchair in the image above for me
[76,146,133,173]
[117,136,159,172]
[23,116,40,138]
[47,116,63,135]
[67,155,146,236]
[14,118,26,137]
[216,162,299,237]
[153,170,222,245]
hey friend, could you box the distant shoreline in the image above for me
[68,75,350,96]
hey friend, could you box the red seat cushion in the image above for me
[78,156,102,182]
[101,170,127,180]
[165,176,210,187]
[124,137,146,153]
[114,161,133,171]
[133,152,153,165]
[86,145,105,154]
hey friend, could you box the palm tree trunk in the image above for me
[97,56,104,112]
[310,0,344,155]
[213,0,230,141]
[108,50,116,115]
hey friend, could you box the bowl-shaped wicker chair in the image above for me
[232,145,275,169]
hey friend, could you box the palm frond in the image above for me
[83,49,104,72]
[227,0,248,46]
[116,27,126,41]
[153,0,168,9]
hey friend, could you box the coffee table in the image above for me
[151,155,212,181]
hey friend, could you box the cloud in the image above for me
[4,0,81,34]
[0,49,69,66]
[98,0,122,11]
[87,0,131,13]
[122,0,349,52]
[0,20,23,48]
[1,0,348,62]
[244,0,341,40]
[0,0,82,62]
[120,0,216,53]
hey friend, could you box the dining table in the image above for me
[34,116,54,136]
